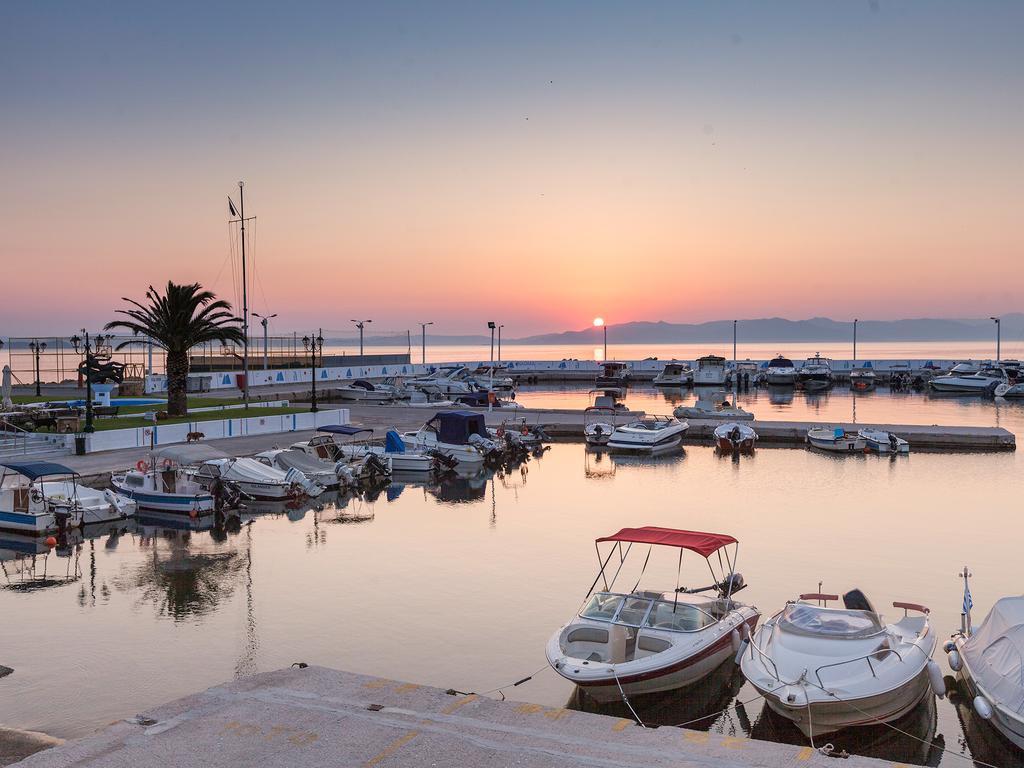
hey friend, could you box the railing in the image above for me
[745,619,782,681]
[814,647,904,689]
[0,419,31,454]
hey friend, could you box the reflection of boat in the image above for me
[424,468,491,503]
[546,526,758,703]
[653,363,693,387]
[949,678,1023,766]
[765,356,798,386]
[806,427,865,453]
[767,385,795,405]
[945,569,1024,751]
[713,422,757,454]
[858,429,909,454]
[673,390,754,421]
[693,356,727,386]
[595,362,630,387]
[607,417,688,454]
[741,590,942,739]
[798,354,833,390]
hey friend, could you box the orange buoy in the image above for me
[189,508,198,519]
[45,536,57,548]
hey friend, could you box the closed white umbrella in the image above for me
[1,365,12,411]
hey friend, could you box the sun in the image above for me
[593,317,604,327]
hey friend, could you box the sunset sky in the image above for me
[3,2,1022,337]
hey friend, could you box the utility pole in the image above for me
[991,316,1001,362]
[351,319,372,356]
[419,322,433,365]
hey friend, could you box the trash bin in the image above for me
[75,436,87,456]
[234,374,247,390]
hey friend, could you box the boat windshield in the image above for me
[580,593,715,632]
[780,603,883,638]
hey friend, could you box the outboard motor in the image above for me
[888,432,899,452]
[468,433,500,458]
[334,461,357,488]
[360,453,391,481]
[284,467,318,498]
[719,572,746,595]
[843,588,877,613]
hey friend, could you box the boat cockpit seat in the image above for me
[563,624,628,664]
[843,588,877,614]
[634,634,672,659]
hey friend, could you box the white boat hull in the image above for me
[334,388,394,402]
[953,636,1024,750]
[402,432,484,466]
[766,371,798,385]
[339,445,434,473]
[807,432,866,452]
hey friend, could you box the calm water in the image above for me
[1,416,1021,764]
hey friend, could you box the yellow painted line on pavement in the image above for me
[441,694,478,715]
[612,719,633,732]
[363,731,419,767]
[796,746,814,760]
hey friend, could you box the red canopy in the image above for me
[595,526,737,558]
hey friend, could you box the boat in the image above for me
[111,446,217,515]
[402,411,500,465]
[850,365,877,392]
[693,356,727,386]
[713,422,757,454]
[290,426,397,481]
[799,354,834,390]
[469,365,515,392]
[546,526,759,703]
[948,361,982,376]
[607,416,688,454]
[254,448,350,489]
[765,356,798,386]
[0,461,86,534]
[584,407,617,446]
[945,569,1024,750]
[188,451,322,501]
[335,428,437,474]
[994,381,1024,398]
[652,363,693,387]
[807,426,866,453]
[930,367,1008,394]
[333,379,398,402]
[407,366,483,396]
[858,428,910,454]
[727,360,759,387]
[489,419,547,451]
[741,590,943,738]
[595,362,630,387]
[673,390,754,421]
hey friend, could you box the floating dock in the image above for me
[13,666,899,768]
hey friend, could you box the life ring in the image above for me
[160,458,174,470]
[136,459,150,472]
[520,425,530,435]
[496,425,505,438]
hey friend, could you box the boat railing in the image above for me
[745,621,782,682]
[892,601,929,616]
[813,647,904,689]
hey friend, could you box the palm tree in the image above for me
[106,282,245,416]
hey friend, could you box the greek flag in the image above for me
[963,581,973,615]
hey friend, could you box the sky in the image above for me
[2,2,1022,338]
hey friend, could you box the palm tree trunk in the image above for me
[166,350,189,417]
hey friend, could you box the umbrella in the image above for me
[1,365,12,411]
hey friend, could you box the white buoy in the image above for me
[948,650,963,672]
[731,629,741,653]
[734,638,748,666]
[974,695,993,720]
[927,660,946,698]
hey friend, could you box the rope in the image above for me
[612,670,646,728]
[469,663,552,701]
[669,691,765,729]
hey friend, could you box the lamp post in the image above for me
[498,324,504,365]
[28,340,46,396]
[351,319,371,356]
[593,318,606,361]
[252,312,277,369]
[853,318,858,364]
[303,330,324,413]
[69,332,103,433]
[990,317,1001,362]
[419,322,433,365]
[487,322,496,369]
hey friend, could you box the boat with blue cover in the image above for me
[334,426,438,473]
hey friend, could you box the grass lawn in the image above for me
[93,405,311,431]
[13,394,249,412]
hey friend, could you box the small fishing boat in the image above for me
[653,362,693,387]
[402,411,500,465]
[858,428,910,454]
[765,356,798,386]
[584,406,617,446]
[112,446,217,515]
[607,416,688,454]
[290,426,396,482]
[799,354,834,390]
[807,426,866,453]
[945,569,1024,750]
[546,526,759,703]
[595,362,630,387]
[693,355,727,386]
[929,367,1008,394]
[850,366,877,392]
[0,461,86,534]
[713,422,757,454]
[335,428,437,474]
[673,390,754,421]
[741,590,943,738]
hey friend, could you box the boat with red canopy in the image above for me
[545,526,759,703]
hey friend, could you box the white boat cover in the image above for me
[155,444,230,464]
[963,596,1024,715]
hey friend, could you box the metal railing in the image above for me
[0,419,32,454]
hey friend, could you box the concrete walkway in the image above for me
[12,666,897,768]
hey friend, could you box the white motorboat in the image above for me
[290,426,396,483]
[799,354,834,390]
[653,362,693,387]
[0,461,87,534]
[673,390,754,421]
[693,355,727,386]
[727,360,759,386]
[595,362,630,387]
[407,366,482,396]
[546,526,758,703]
[741,590,943,738]
[254,448,349,489]
[191,456,321,501]
[850,366,877,392]
[945,569,1024,750]
[584,406,617,446]
[607,416,688,454]
[112,447,216,515]
[807,427,866,453]
[35,480,135,526]
[402,411,499,466]
[335,428,437,474]
[470,366,515,392]
[765,356,798,386]
[858,428,910,454]
[333,379,397,402]
[713,422,757,454]
[930,367,1008,394]
[948,361,982,376]
[995,381,1024,398]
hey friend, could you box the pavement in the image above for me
[11,666,899,768]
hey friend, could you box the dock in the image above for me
[13,665,898,768]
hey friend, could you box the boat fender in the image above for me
[942,640,956,654]
[730,629,741,653]
[947,650,962,672]
[927,660,946,698]
[973,695,993,720]
[733,638,748,666]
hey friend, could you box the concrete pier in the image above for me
[12,666,898,767]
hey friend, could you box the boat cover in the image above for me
[317,425,373,436]
[596,526,736,558]
[384,430,406,454]
[427,411,488,445]
[273,450,332,475]
[154,444,230,464]
[963,596,1024,714]
[0,461,77,479]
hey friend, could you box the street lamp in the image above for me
[991,317,1001,362]
[28,340,47,396]
[419,322,433,365]
[853,318,858,364]
[302,330,324,413]
[252,312,278,370]
[498,325,504,365]
[351,319,372,356]
[69,332,105,433]
[487,322,496,368]
[593,317,606,361]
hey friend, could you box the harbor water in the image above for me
[1,394,1022,765]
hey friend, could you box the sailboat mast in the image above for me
[239,181,249,408]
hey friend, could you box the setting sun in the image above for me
[593,317,604,327]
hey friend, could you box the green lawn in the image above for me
[93,405,309,430]
[115,396,247,415]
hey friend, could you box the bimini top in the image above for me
[596,526,737,558]
[0,461,78,480]
[427,411,488,445]
[317,425,374,436]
